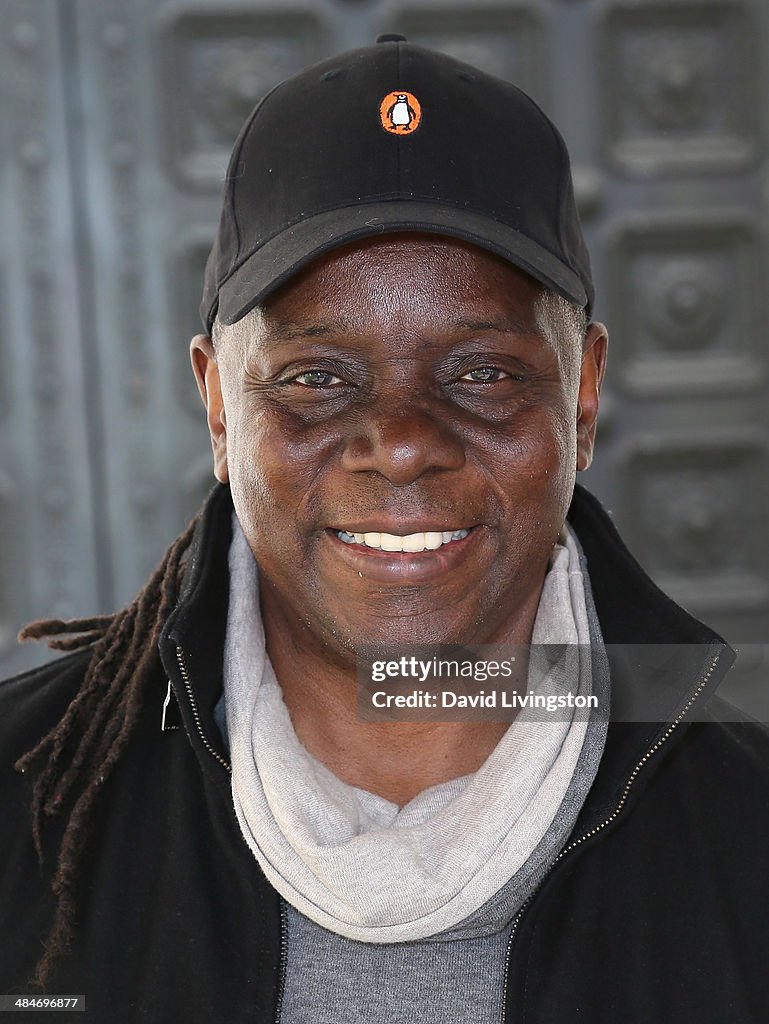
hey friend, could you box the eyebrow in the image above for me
[258,319,356,345]
[451,317,536,337]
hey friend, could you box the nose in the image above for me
[340,399,465,485]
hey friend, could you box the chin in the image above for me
[329,610,480,653]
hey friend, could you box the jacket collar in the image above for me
[158,484,235,775]
[565,483,734,829]
[158,483,735,817]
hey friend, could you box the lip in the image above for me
[324,525,483,583]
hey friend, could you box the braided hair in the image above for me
[13,516,199,989]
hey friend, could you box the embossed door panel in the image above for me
[2,0,767,718]
[587,0,769,715]
[0,4,100,678]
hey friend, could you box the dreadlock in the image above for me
[13,514,200,990]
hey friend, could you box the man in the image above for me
[1,35,768,1023]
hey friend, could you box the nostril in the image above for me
[340,407,465,483]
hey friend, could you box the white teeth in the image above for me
[380,534,403,552]
[402,534,425,552]
[336,528,470,551]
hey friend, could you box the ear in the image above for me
[576,322,608,473]
[190,334,229,484]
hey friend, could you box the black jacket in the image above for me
[2,483,768,1023]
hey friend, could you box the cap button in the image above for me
[376,33,407,44]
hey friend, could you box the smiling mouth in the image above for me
[334,528,470,552]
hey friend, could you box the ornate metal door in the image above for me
[2,0,767,718]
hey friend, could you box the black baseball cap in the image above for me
[200,35,594,334]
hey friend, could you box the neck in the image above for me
[261,586,541,806]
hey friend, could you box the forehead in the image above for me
[258,232,545,330]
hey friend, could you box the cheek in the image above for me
[226,405,340,521]
[225,408,275,512]
[535,410,578,511]
[490,402,575,479]
[487,407,577,532]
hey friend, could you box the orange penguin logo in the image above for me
[380,91,421,135]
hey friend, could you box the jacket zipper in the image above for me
[274,900,289,1023]
[174,645,231,773]
[499,647,724,1024]
[175,645,293,1020]
[499,902,529,1024]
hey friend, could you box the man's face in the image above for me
[191,234,607,658]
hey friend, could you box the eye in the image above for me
[292,369,344,388]
[460,367,508,383]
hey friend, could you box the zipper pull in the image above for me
[161,678,182,732]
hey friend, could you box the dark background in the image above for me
[2,0,767,717]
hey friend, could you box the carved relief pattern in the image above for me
[8,7,75,623]
[162,12,326,187]
[391,7,542,87]
[640,469,738,573]
[642,258,725,352]
[630,33,716,132]
[96,6,158,580]
[625,439,768,609]
[197,39,309,144]
[610,217,761,395]
[602,2,755,172]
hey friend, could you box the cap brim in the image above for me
[213,200,590,329]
